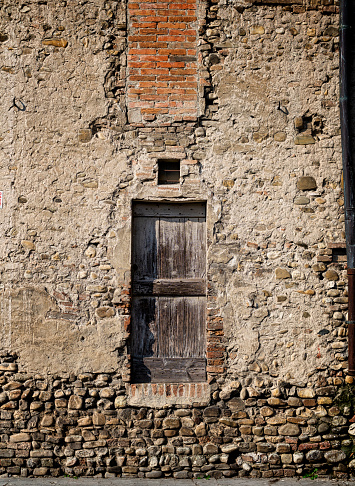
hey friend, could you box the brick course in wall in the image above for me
[127,0,199,123]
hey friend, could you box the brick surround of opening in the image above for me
[127,0,198,124]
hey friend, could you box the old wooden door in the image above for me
[131,202,206,383]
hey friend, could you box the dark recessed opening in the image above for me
[332,247,347,263]
[158,159,180,185]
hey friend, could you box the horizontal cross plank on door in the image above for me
[132,279,206,296]
[144,357,206,383]
[133,202,206,218]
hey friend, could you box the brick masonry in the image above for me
[127,0,199,123]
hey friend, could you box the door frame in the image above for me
[130,200,207,383]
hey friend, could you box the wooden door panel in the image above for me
[159,217,185,279]
[184,296,206,357]
[157,297,205,358]
[185,217,206,279]
[131,203,206,383]
[132,216,158,281]
[156,297,181,357]
[131,296,158,357]
[159,217,206,279]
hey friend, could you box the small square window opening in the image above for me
[158,159,180,185]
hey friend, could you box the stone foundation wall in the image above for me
[1,0,355,479]
[0,362,354,479]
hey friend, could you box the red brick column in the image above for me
[127,0,198,124]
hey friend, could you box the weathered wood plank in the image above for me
[132,216,158,281]
[185,217,206,279]
[157,297,205,358]
[184,296,206,358]
[144,357,206,383]
[130,297,158,357]
[133,202,206,218]
[159,217,185,279]
[132,279,206,296]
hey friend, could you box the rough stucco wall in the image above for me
[200,4,343,382]
[1,0,354,480]
[0,0,129,373]
[0,288,124,375]
[0,0,343,381]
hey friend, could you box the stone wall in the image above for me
[1,0,355,479]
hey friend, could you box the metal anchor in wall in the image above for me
[9,97,26,112]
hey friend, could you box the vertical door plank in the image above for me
[159,217,185,279]
[132,216,158,281]
[131,297,158,357]
[157,297,178,357]
[183,297,206,358]
[185,217,206,279]
[157,297,205,358]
